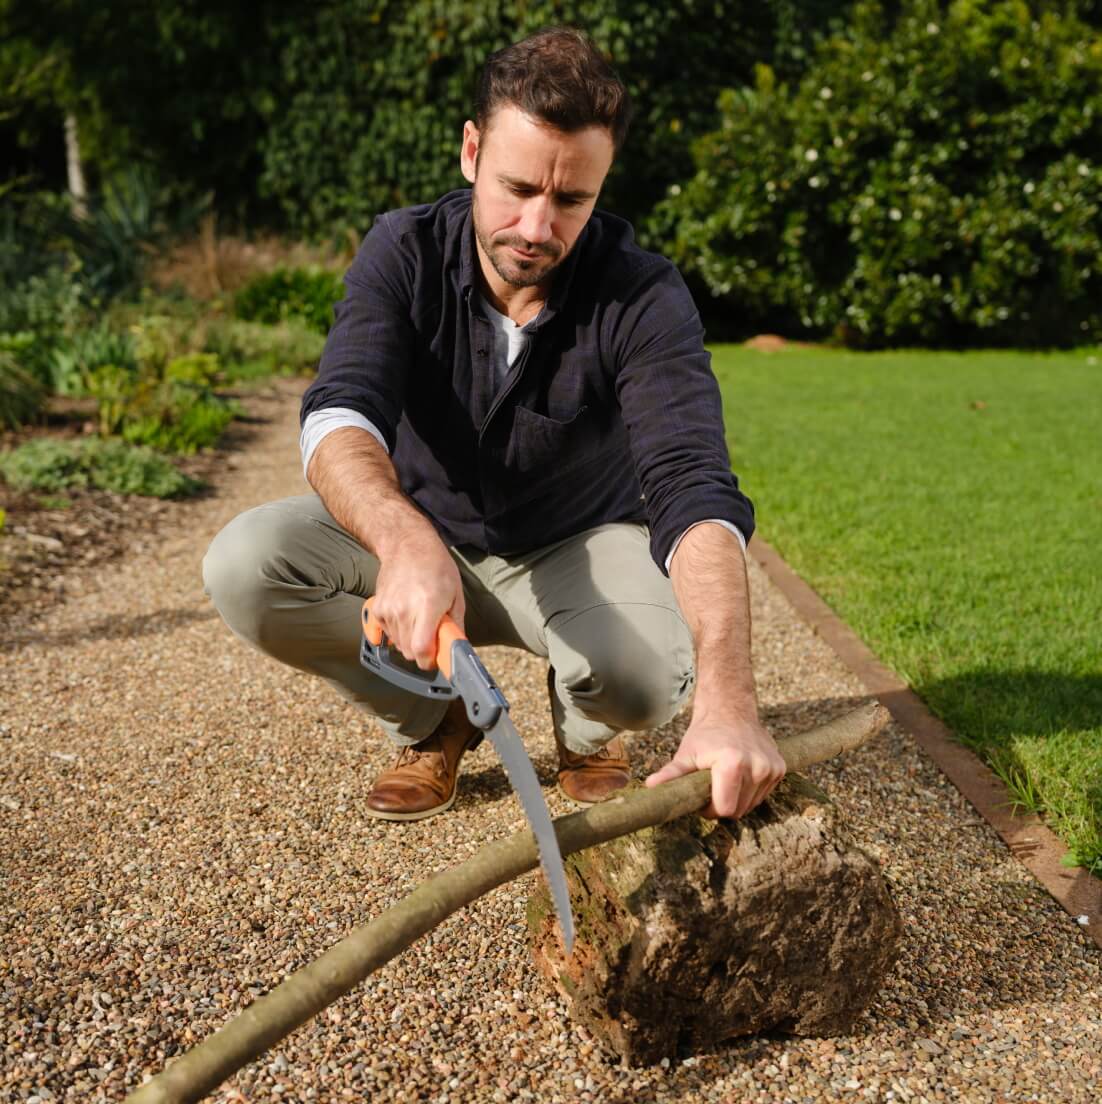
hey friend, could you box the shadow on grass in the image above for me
[913,667,1102,742]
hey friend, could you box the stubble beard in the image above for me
[471,185,565,290]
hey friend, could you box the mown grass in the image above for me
[712,345,1102,874]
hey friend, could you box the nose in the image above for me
[517,196,552,245]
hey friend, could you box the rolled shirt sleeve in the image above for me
[300,408,390,478]
[664,518,747,573]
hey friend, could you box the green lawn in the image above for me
[713,346,1102,875]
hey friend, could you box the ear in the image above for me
[460,120,480,185]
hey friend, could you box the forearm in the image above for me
[669,522,758,724]
[306,426,438,560]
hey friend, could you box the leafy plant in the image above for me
[0,436,201,497]
[80,353,236,453]
[655,0,1102,347]
[233,267,343,335]
[164,352,221,387]
[48,324,137,396]
[119,382,237,454]
[0,265,87,386]
[202,316,324,378]
[0,335,48,428]
[60,166,209,299]
[82,362,142,437]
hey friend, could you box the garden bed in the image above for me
[0,383,287,621]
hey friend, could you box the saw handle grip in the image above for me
[360,597,465,697]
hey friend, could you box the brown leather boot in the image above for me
[364,699,484,821]
[549,667,631,805]
[556,734,631,805]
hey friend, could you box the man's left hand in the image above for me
[644,714,786,820]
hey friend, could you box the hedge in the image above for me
[259,0,842,237]
[654,0,1102,347]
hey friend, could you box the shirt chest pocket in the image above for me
[506,404,594,475]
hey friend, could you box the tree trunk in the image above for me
[528,771,902,1065]
[64,111,87,220]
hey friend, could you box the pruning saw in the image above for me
[360,598,575,954]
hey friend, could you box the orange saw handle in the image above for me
[360,596,466,695]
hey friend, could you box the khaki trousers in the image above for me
[202,494,694,755]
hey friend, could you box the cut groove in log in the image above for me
[126,702,889,1104]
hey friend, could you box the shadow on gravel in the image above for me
[759,694,881,737]
[458,754,561,803]
[2,605,217,652]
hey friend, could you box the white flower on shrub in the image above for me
[889,208,902,221]
[1079,164,1090,177]
[809,176,822,188]
[805,148,819,162]
[1023,181,1035,194]
[926,22,939,34]
[820,87,833,100]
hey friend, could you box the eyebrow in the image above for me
[498,174,597,203]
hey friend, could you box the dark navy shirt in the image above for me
[300,189,754,574]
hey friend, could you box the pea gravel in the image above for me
[2,379,1099,1103]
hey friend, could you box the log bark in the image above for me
[126,703,888,1103]
[528,771,902,1065]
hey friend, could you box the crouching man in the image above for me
[203,27,785,822]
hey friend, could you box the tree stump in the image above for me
[527,774,902,1065]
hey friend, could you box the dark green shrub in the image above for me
[655,0,1102,347]
[0,437,201,497]
[0,190,78,286]
[258,1,844,237]
[0,336,48,428]
[233,267,343,335]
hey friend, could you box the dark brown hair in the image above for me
[474,27,632,151]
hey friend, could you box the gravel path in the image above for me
[3,379,1099,1103]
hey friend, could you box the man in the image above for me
[203,27,785,823]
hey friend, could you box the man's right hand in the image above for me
[305,426,466,671]
[369,530,465,670]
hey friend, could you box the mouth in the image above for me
[508,246,544,261]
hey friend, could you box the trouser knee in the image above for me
[202,504,293,647]
[202,498,372,663]
[550,604,694,733]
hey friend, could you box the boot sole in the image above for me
[556,781,626,808]
[363,787,459,822]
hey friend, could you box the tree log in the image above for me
[126,703,888,1103]
[528,772,902,1065]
